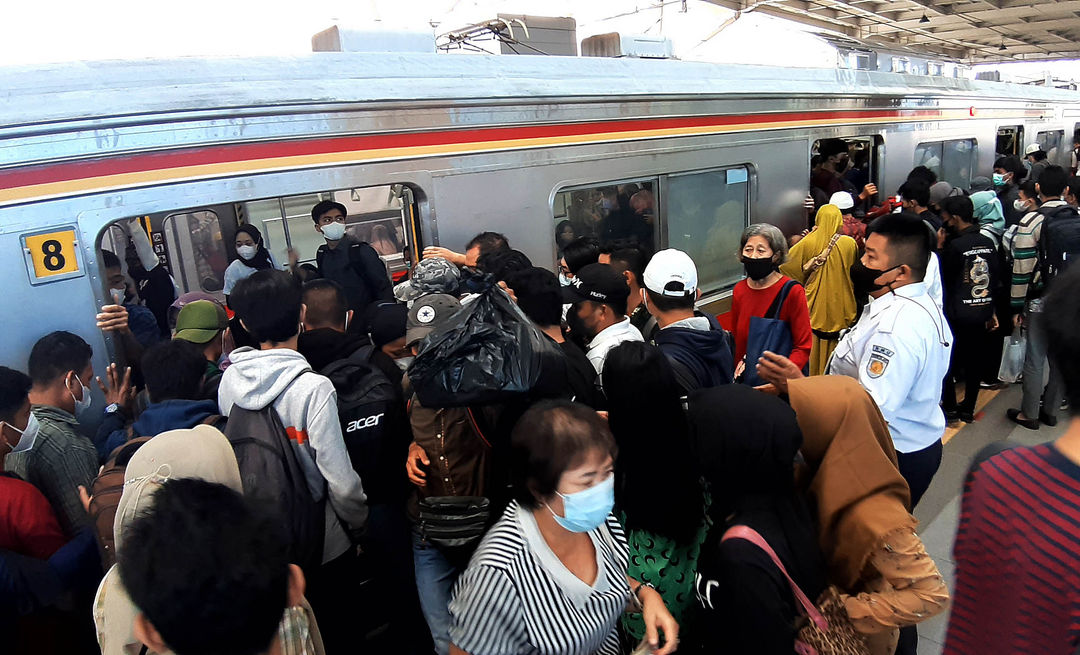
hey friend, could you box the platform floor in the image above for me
[913,383,1068,655]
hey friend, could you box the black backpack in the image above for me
[1037,204,1080,287]
[224,377,326,575]
[320,346,407,503]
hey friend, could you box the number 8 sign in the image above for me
[22,228,84,285]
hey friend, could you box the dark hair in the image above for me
[476,249,532,281]
[1036,165,1068,198]
[907,165,938,186]
[1044,265,1080,415]
[1067,176,1080,202]
[233,224,274,270]
[1029,149,1048,162]
[939,195,974,224]
[0,366,32,424]
[230,270,302,344]
[645,288,695,313]
[1018,178,1038,201]
[465,231,510,256]
[810,154,824,168]
[28,331,92,386]
[898,178,931,208]
[562,237,601,274]
[141,341,207,404]
[504,267,562,327]
[866,211,931,281]
[119,478,289,655]
[510,400,617,509]
[310,200,347,224]
[603,342,703,543]
[994,155,1027,182]
[818,138,848,160]
[101,250,121,270]
[301,279,348,329]
[607,246,649,286]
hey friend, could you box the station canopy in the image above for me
[707,0,1080,63]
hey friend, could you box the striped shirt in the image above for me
[1008,202,1062,310]
[944,444,1080,654]
[449,501,630,655]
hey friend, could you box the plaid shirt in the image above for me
[4,405,97,538]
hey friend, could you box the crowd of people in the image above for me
[2,154,1079,655]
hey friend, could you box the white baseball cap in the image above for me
[1025,142,1043,156]
[828,191,855,210]
[643,249,698,297]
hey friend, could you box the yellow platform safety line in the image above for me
[942,385,1006,446]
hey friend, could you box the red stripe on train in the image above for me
[0,108,937,190]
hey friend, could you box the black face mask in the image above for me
[741,256,775,281]
[850,260,901,296]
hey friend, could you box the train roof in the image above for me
[4,52,1080,130]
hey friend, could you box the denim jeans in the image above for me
[411,530,464,655]
[1021,311,1064,419]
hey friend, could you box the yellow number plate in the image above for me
[23,229,81,281]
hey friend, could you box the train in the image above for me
[3,51,1080,418]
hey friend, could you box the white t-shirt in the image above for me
[223,252,280,295]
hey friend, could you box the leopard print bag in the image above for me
[722,526,870,655]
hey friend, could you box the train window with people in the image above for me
[666,166,750,293]
[552,178,657,253]
[1036,130,1067,168]
[914,138,977,189]
[809,137,880,211]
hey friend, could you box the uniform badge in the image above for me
[867,353,889,378]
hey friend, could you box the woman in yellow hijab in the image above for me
[780,205,858,375]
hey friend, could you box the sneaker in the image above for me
[980,381,1008,390]
[1006,408,1039,430]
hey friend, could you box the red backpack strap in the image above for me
[721,525,828,633]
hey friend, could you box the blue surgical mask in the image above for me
[547,474,614,533]
[70,374,92,417]
[992,172,1006,187]
[2,414,39,454]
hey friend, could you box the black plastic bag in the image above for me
[407,285,566,407]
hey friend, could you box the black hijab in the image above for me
[687,385,825,599]
[234,224,274,271]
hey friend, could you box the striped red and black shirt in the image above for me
[945,443,1080,654]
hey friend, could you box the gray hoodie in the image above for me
[218,347,368,563]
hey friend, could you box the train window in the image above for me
[810,137,880,211]
[997,126,1022,157]
[914,139,977,189]
[552,178,657,253]
[666,167,750,294]
[162,211,229,294]
[1036,130,1067,168]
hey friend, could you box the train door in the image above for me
[997,126,1023,158]
[810,136,883,212]
[1035,129,1067,169]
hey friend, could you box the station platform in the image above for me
[913,383,1069,655]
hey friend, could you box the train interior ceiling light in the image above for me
[706,0,1080,63]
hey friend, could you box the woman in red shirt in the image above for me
[731,224,812,381]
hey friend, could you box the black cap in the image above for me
[562,263,629,306]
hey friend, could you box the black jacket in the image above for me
[316,238,394,315]
[941,226,998,327]
[652,313,734,393]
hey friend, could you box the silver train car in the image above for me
[3,52,1079,408]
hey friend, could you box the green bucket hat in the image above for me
[174,300,228,344]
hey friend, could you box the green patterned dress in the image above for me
[619,509,711,646]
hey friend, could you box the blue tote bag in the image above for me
[742,279,802,387]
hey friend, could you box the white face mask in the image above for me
[321,222,347,241]
[2,414,39,454]
[1014,199,1030,212]
[558,272,573,287]
[236,244,258,260]
[70,374,92,416]
[396,356,415,372]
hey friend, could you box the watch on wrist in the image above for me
[105,403,121,414]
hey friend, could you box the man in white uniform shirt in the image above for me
[563,263,644,381]
[758,212,952,507]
